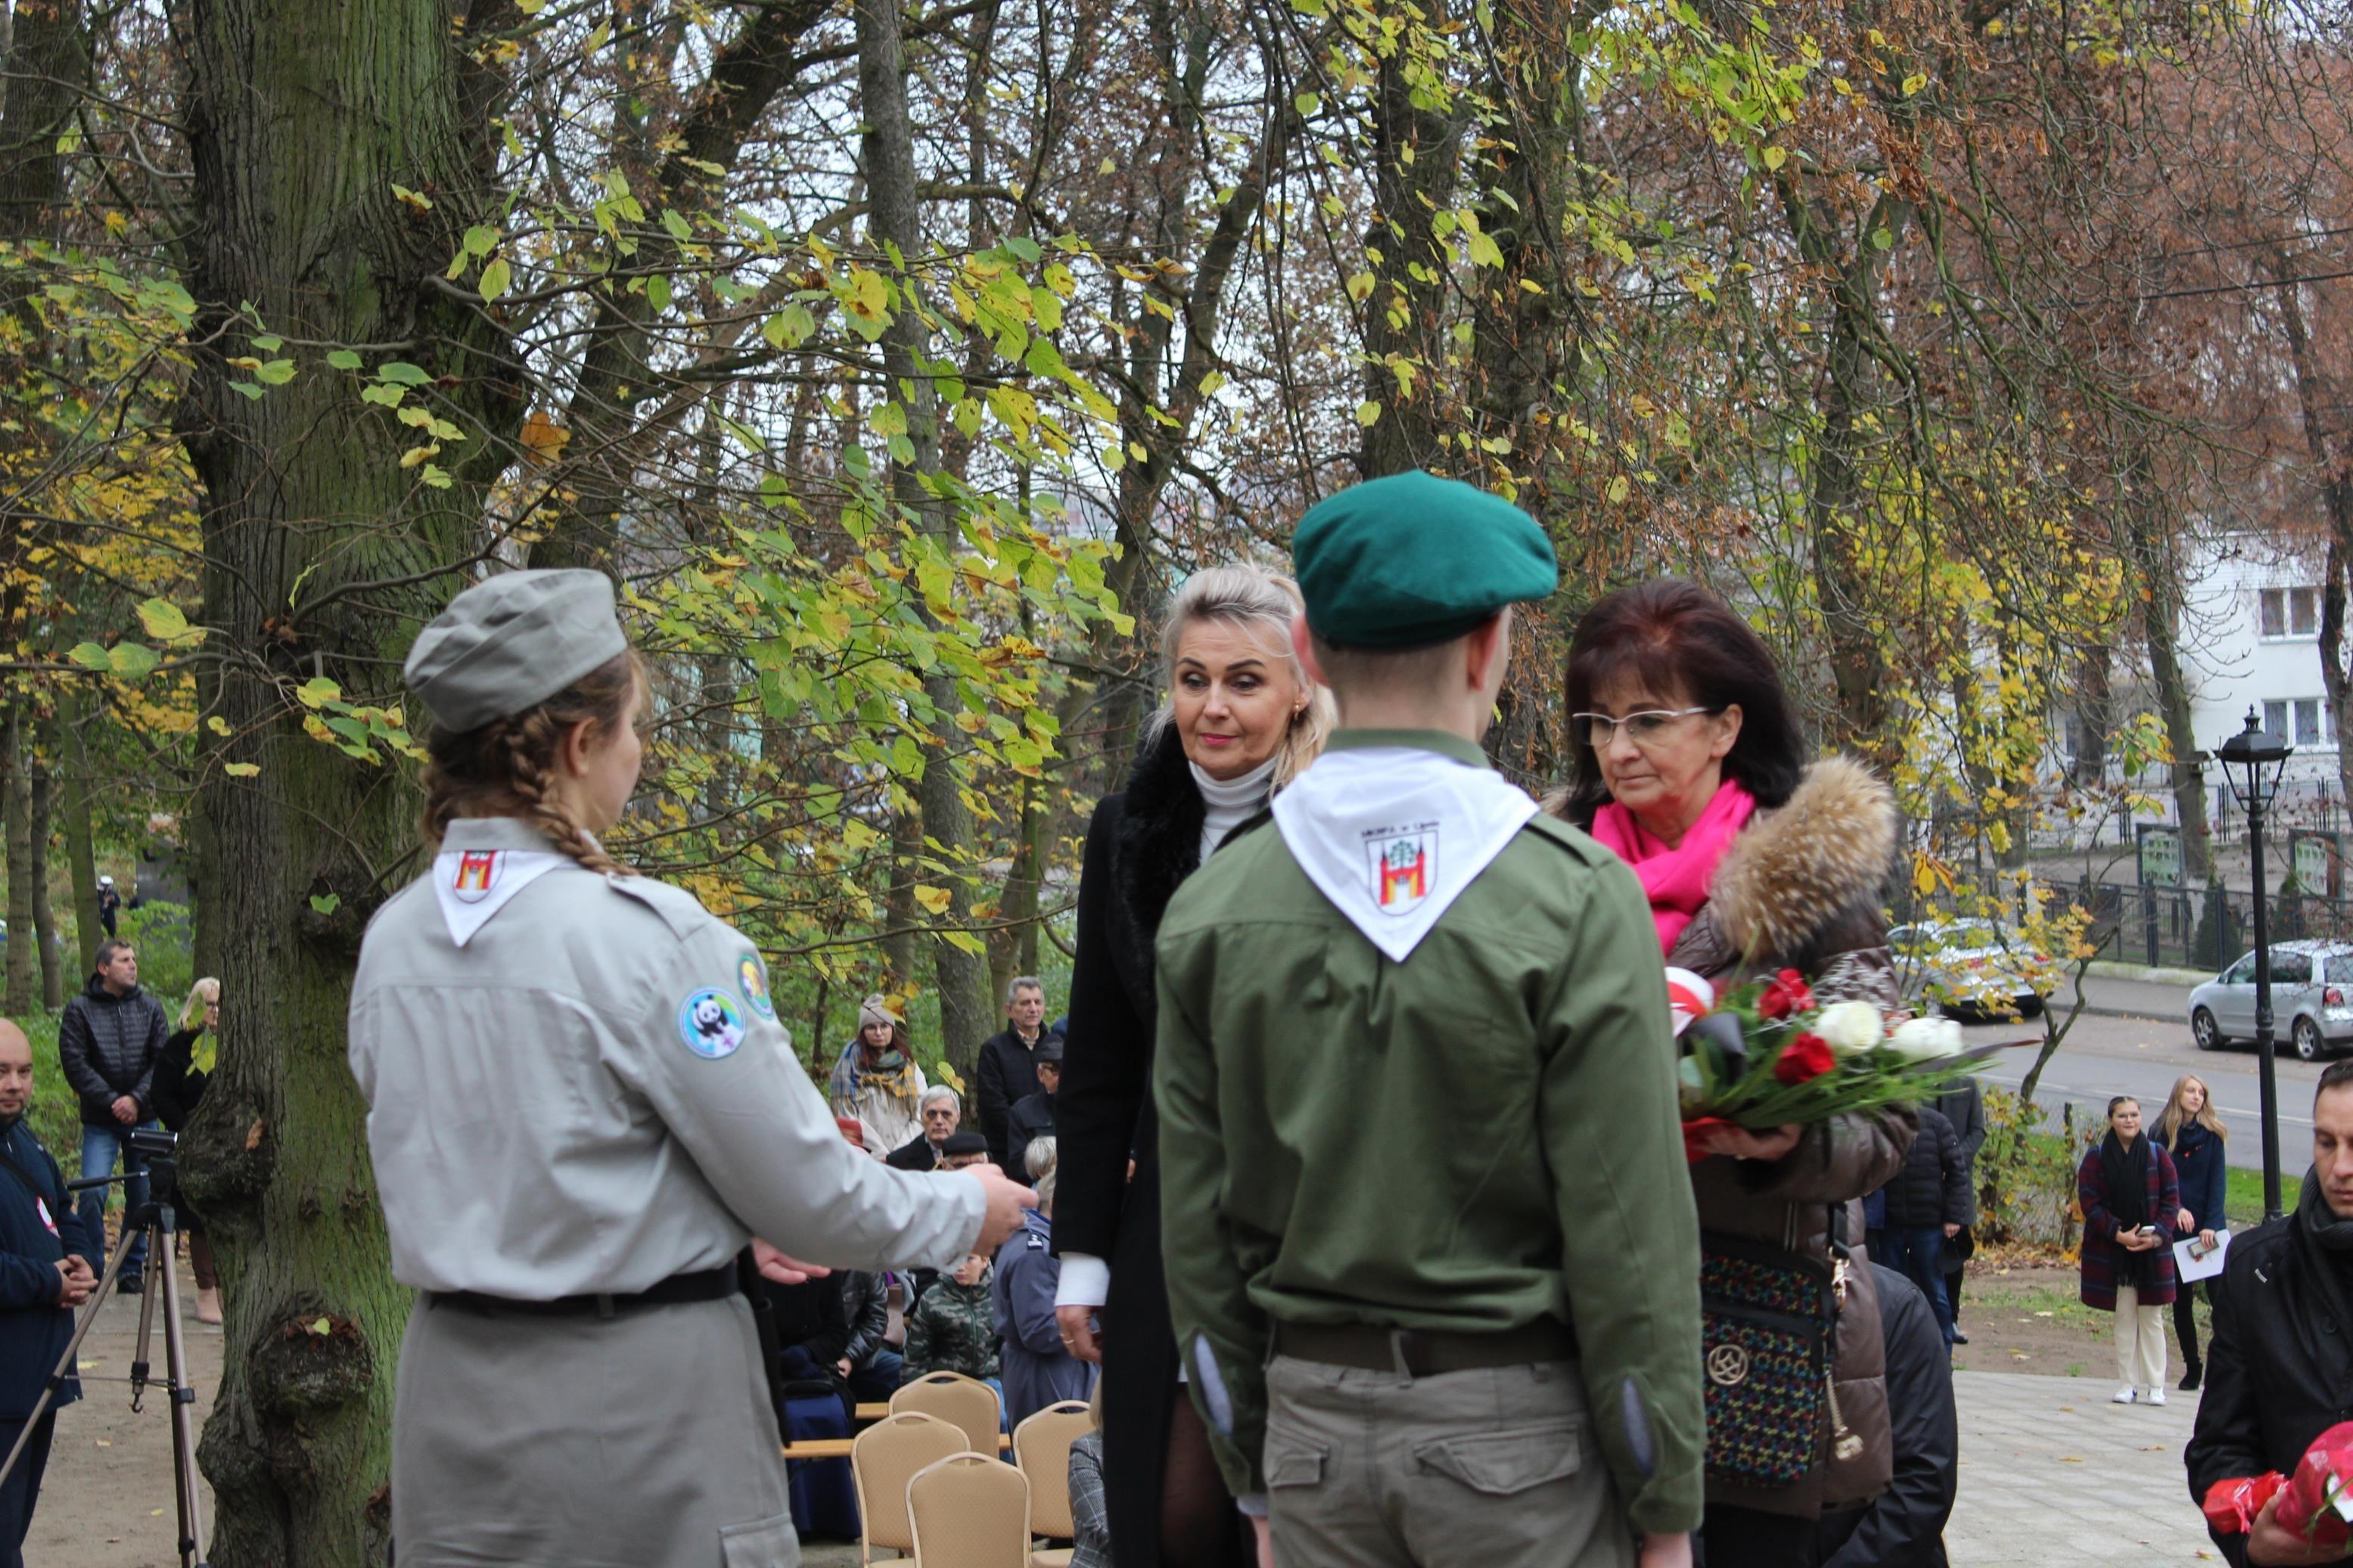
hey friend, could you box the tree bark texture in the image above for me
[176,2,519,1560]
[58,690,98,980]
[2122,464,2213,885]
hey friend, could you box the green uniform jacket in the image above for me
[1152,730,1706,1535]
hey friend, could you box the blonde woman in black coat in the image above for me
[1052,565,1329,1568]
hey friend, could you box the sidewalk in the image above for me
[2062,970,2197,1023]
[1950,1371,2210,1565]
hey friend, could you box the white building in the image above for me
[2170,533,2341,812]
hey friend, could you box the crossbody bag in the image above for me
[1699,1212,1862,1488]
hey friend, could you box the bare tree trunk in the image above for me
[3,705,32,1015]
[58,689,98,981]
[2124,467,2213,885]
[855,0,992,1082]
[30,726,60,1010]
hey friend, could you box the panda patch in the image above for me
[676,988,747,1060]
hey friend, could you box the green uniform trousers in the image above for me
[1260,1354,1637,1568]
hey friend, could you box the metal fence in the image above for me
[2051,878,2353,972]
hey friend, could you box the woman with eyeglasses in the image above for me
[1548,578,1915,1568]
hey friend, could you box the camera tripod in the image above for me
[0,1165,210,1568]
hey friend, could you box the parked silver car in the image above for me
[1888,919,2050,1020]
[2188,939,2353,1061]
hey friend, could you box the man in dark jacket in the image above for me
[2188,1060,2353,1568]
[1812,1265,1956,1567]
[1872,1102,1972,1346]
[974,977,1060,1169]
[0,1020,101,1568]
[838,1270,901,1403]
[1005,1035,1061,1181]
[55,941,169,1294]
[1934,1079,1985,1339]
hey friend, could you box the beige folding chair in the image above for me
[890,1370,1003,1457]
[1012,1401,1093,1568]
[907,1452,1032,1568]
[850,1411,967,1563]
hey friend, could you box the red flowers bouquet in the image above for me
[1671,967,2002,1163]
[2200,1421,2353,1547]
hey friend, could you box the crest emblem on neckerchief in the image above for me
[450,849,500,904]
[1366,826,1437,915]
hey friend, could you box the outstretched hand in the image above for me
[751,1240,830,1285]
[959,1161,1039,1254]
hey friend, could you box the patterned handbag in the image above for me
[1699,1228,1848,1488]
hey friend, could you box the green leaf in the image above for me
[1356,400,1382,427]
[108,644,159,679]
[295,676,343,709]
[252,334,284,352]
[67,643,110,671]
[479,257,511,301]
[464,225,499,258]
[326,349,363,371]
[222,762,260,778]
[645,274,673,314]
[378,362,431,386]
[359,383,406,408]
[1005,235,1043,264]
[421,464,453,489]
[228,382,263,401]
[135,599,192,642]
[763,305,816,349]
[309,893,342,916]
[255,359,297,385]
[661,209,694,242]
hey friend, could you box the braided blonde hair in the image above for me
[420,650,644,876]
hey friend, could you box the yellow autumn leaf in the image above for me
[912,885,953,915]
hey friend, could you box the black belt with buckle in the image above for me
[424,1265,739,1320]
[1273,1318,1579,1377]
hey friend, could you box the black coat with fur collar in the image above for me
[1054,724,1249,1566]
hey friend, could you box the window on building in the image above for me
[2267,699,2290,737]
[2299,698,2324,745]
[2260,586,2324,638]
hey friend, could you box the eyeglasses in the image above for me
[1572,706,1717,747]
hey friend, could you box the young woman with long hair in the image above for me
[2155,1073,2228,1389]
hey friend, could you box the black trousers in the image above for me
[2174,1280,2202,1372]
[0,1413,55,1568]
[1700,1502,1820,1568]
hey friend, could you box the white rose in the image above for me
[1812,1000,1885,1056]
[1888,1017,1966,1061]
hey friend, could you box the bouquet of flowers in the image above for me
[1670,967,2004,1163]
[2198,1421,2353,1547]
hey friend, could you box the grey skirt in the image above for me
[392,1292,796,1567]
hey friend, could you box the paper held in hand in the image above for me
[2174,1228,2231,1284]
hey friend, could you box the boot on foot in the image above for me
[195,1287,222,1325]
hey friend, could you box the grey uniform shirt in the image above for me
[350,817,984,1297]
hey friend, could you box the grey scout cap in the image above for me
[404,570,629,731]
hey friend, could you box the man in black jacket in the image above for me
[1,1020,100,1568]
[1005,1035,1061,1181]
[974,977,1060,1169]
[885,1086,962,1172]
[54,941,169,1294]
[1811,1264,1956,1566]
[1871,1101,1972,1347]
[2189,1060,2353,1568]
[838,1270,901,1403]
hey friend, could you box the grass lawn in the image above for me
[2225,1164,2300,1231]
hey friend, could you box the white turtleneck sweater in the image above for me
[1054,752,1279,1321]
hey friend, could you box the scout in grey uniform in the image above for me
[350,570,1033,1568]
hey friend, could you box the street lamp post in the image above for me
[2217,707,2293,1222]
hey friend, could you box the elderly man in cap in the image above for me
[350,569,1034,1567]
[1153,470,1705,1568]
[887,1086,965,1172]
[1004,1032,1062,1183]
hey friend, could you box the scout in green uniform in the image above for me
[1152,470,1706,1568]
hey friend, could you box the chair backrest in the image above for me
[851,1411,967,1563]
[906,1452,1031,1568]
[891,1370,1002,1455]
[1012,1401,1095,1539]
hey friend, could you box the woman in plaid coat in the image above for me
[2077,1095,2181,1407]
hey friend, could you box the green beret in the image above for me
[404,569,629,731]
[1292,470,1559,649]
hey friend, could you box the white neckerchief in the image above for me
[1192,755,1277,865]
[1273,742,1537,963]
[431,844,568,947]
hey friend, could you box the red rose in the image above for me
[1758,968,1815,1020]
[1773,1032,1835,1085]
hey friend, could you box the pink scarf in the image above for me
[1588,780,1757,954]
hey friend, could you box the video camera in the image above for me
[69,1125,181,1212]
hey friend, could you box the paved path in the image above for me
[1950,1371,2212,1565]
